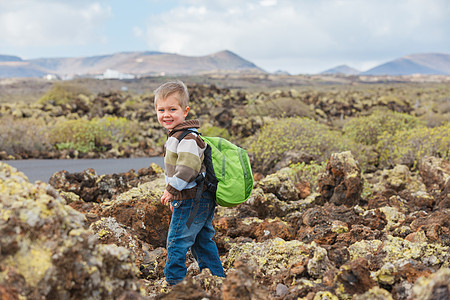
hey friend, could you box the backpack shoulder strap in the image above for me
[175,129,199,142]
[173,129,209,229]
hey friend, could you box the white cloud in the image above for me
[1,0,448,73]
[260,0,277,7]
[143,0,450,73]
[0,0,111,47]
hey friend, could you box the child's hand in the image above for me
[160,190,173,206]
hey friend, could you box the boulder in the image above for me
[49,163,163,202]
[317,151,363,206]
[99,179,171,248]
[408,210,450,245]
[0,162,142,299]
[337,258,376,296]
[257,168,300,201]
[419,156,450,209]
[221,261,268,300]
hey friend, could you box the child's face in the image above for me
[156,93,189,130]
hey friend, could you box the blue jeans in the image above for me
[164,192,225,285]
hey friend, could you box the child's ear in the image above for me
[184,106,190,117]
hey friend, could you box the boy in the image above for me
[154,80,225,285]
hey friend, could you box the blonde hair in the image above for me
[154,80,189,109]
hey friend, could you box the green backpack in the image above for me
[177,130,253,207]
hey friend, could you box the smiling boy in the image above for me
[154,80,225,285]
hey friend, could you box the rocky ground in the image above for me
[1,151,448,299]
[1,76,449,299]
[1,78,449,161]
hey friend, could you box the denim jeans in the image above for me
[164,192,225,285]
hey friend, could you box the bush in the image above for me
[0,116,52,156]
[419,111,450,128]
[97,116,140,144]
[289,161,326,194]
[50,119,106,153]
[199,124,231,140]
[50,116,139,153]
[247,97,315,118]
[38,82,91,106]
[377,122,450,169]
[248,117,350,173]
[343,109,422,145]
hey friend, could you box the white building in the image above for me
[97,69,136,80]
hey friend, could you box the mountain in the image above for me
[0,62,49,78]
[320,65,360,75]
[0,55,49,78]
[0,50,265,78]
[2,51,449,78]
[0,55,23,62]
[362,53,450,75]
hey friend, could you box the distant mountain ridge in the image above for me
[0,50,265,79]
[321,65,360,75]
[321,53,450,76]
[362,53,450,75]
[1,51,449,78]
[0,55,22,62]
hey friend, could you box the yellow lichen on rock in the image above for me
[150,163,164,174]
[313,291,339,300]
[2,239,53,287]
[331,220,349,234]
[226,238,315,278]
[411,268,450,300]
[115,179,165,203]
[348,239,383,260]
[373,262,397,285]
[378,206,405,231]
[0,162,142,298]
[353,286,394,300]
[349,235,449,270]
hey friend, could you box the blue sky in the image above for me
[0,0,449,74]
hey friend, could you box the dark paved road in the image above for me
[2,157,165,183]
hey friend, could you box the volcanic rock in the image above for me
[0,162,142,299]
[317,151,363,206]
[49,163,163,203]
[419,156,450,209]
[2,152,449,299]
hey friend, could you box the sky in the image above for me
[0,0,449,74]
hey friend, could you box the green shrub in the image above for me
[50,119,105,153]
[50,116,139,153]
[419,111,450,128]
[97,116,140,144]
[343,109,422,145]
[289,161,326,193]
[248,117,350,173]
[247,97,315,118]
[377,122,450,169]
[0,116,52,155]
[199,124,231,140]
[361,177,375,201]
[38,82,91,106]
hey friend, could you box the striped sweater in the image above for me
[164,120,206,200]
